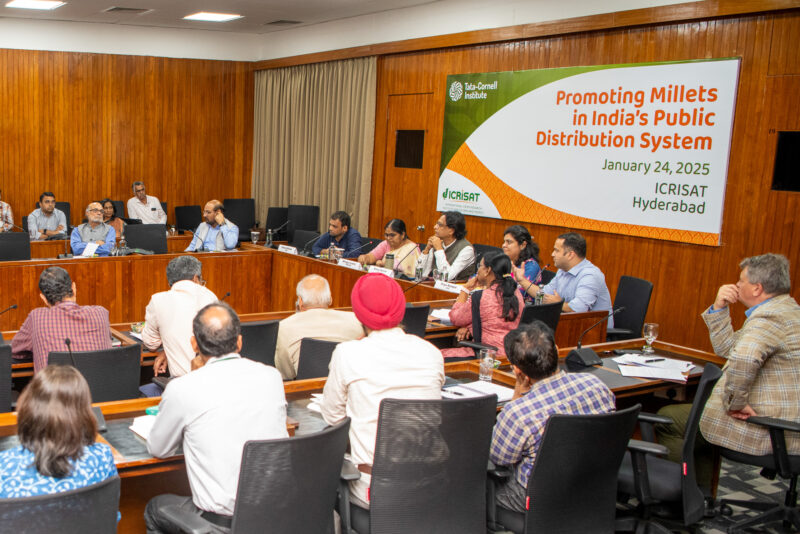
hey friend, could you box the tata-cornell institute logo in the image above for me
[449,81,463,102]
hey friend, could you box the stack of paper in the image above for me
[129,414,157,441]
[307,393,324,414]
[613,354,694,382]
[442,381,514,402]
[430,308,453,326]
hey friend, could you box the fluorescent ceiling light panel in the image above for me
[6,0,65,9]
[183,11,242,22]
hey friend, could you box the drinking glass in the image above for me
[479,348,496,381]
[642,323,659,354]
[250,230,259,244]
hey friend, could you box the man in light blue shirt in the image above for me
[185,200,239,252]
[27,192,67,239]
[70,202,116,256]
[541,232,614,327]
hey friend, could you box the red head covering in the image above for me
[350,273,406,331]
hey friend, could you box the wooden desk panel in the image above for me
[28,235,192,259]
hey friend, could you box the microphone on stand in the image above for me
[391,245,421,278]
[402,277,427,294]
[221,292,231,302]
[64,337,76,367]
[301,233,325,256]
[58,232,73,259]
[271,219,290,235]
[565,306,625,368]
[0,304,18,344]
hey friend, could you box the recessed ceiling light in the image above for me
[6,0,65,10]
[183,12,242,22]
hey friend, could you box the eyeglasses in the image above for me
[88,209,103,213]
[434,221,446,228]
[134,188,145,193]
[384,232,398,238]
[198,277,207,287]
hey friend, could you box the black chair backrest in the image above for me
[240,320,279,367]
[360,236,383,254]
[36,201,71,228]
[473,243,503,263]
[48,344,142,402]
[286,204,320,243]
[402,304,430,338]
[124,223,167,254]
[520,300,563,333]
[0,232,31,261]
[0,344,11,413]
[110,200,125,219]
[296,338,338,380]
[539,269,556,285]
[174,205,201,232]
[613,275,654,336]
[369,396,497,532]
[524,404,641,533]
[292,229,321,252]
[471,289,484,343]
[160,201,168,223]
[0,475,120,534]
[230,419,350,533]
[223,198,256,240]
[265,207,289,240]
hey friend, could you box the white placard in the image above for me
[367,265,395,277]
[434,280,462,294]
[277,244,298,255]
[337,259,364,271]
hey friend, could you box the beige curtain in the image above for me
[252,57,377,235]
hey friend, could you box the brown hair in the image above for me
[17,366,97,478]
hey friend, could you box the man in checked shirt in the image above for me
[489,321,616,512]
[12,267,111,373]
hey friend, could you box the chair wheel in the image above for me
[720,504,733,516]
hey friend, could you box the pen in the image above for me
[644,358,664,363]
[445,389,463,396]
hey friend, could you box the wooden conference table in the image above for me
[0,338,724,534]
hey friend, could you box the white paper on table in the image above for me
[129,414,157,440]
[613,354,694,372]
[442,381,514,402]
[128,331,143,341]
[430,308,453,325]
[617,364,688,382]
[81,242,99,257]
[306,400,323,414]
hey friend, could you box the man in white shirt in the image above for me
[321,273,445,508]
[416,210,476,281]
[127,181,167,224]
[275,274,363,380]
[144,302,288,533]
[141,256,218,383]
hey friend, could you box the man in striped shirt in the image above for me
[490,321,616,512]
[11,267,111,372]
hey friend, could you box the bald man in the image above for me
[70,201,116,256]
[185,200,239,252]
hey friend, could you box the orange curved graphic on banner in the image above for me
[446,143,719,246]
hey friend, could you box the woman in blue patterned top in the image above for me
[502,225,542,302]
[0,365,117,498]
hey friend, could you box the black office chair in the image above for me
[287,204,320,243]
[240,320,279,367]
[519,300,562,333]
[160,201,168,224]
[35,201,71,231]
[457,289,502,359]
[0,232,31,261]
[159,419,351,534]
[109,200,124,220]
[487,404,641,534]
[402,304,430,338]
[223,198,257,243]
[174,205,201,234]
[292,229,321,254]
[339,395,497,534]
[617,363,723,533]
[718,419,800,532]
[539,269,556,285]
[473,243,503,263]
[48,344,142,402]
[0,344,11,413]
[360,236,382,254]
[296,338,338,380]
[0,475,120,534]
[124,223,168,254]
[606,275,654,341]
[265,206,289,240]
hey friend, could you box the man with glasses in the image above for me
[70,202,116,257]
[0,188,13,232]
[185,200,239,252]
[416,210,476,281]
[127,181,167,224]
[27,192,67,239]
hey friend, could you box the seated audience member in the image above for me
[28,192,67,239]
[12,267,111,373]
[357,219,420,278]
[321,273,445,509]
[0,365,117,498]
[502,225,542,302]
[490,321,616,512]
[145,303,288,533]
[141,256,218,381]
[275,274,363,380]
[70,202,116,257]
[127,181,167,224]
[100,198,126,237]
[441,250,523,360]
[311,210,363,258]
[185,200,239,252]
[541,232,613,326]
[656,253,800,489]
[416,211,476,281]
[0,188,13,232]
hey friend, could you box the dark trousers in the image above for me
[144,494,230,534]
[655,403,715,490]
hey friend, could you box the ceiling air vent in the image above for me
[265,20,302,26]
[102,6,152,15]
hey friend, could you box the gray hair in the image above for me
[132,181,144,191]
[166,256,203,287]
[85,202,102,214]
[296,274,332,308]
[740,253,791,295]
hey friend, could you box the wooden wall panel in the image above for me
[369,9,800,351]
[0,50,253,228]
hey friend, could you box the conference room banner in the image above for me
[437,58,740,246]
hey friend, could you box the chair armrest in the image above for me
[458,340,499,352]
[487,463,513,482]
[747,416,800,434]
[628,439,669,457]
[340,458,361,481]
[638,412,673,425]
[159,505,216,534]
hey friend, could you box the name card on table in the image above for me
[337,259,364,271]
[433,280,461,294]
[277,244,298,255]
[367,265,394,278]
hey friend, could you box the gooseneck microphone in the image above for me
[221,292,231,301]
[301,233,325,255]
[565,306,626,368]
[391,244,421,276]
[272,219,290,234]
[402,277,427,293]
[64,337,77,366]
[0,304,17,344]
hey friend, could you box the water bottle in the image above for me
[266,229,273,248]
